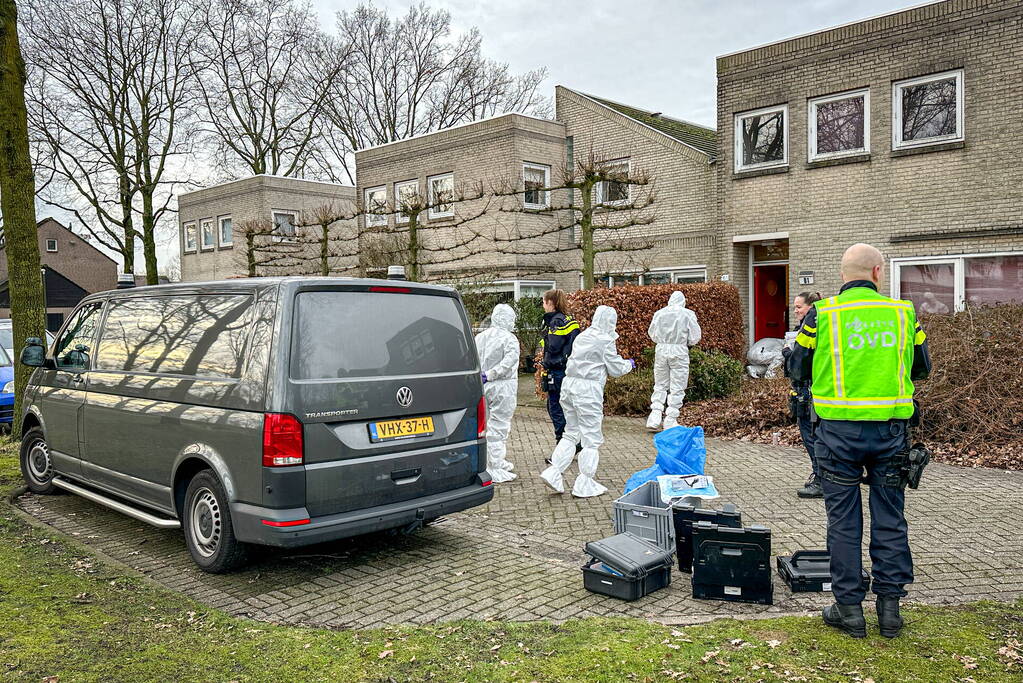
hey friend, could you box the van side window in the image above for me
[96,295,253,378]
[53,303,102,370]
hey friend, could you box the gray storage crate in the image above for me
[612,480,675,553]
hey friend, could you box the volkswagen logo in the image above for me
[396,386,414,408]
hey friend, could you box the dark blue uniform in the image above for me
[786,280,932,605]
[783,319,818,482]
[541,311,580,441]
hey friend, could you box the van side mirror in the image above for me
[20,337,47,367]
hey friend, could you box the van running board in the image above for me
[52,478,181,530]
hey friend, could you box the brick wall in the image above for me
[179,175,356,282]
[716,0,1023,332]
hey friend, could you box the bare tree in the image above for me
[315,3,550,184]
[0,0,47,434]
[24,0,199,283]
[194,0,346,179]
[487,151,656,289]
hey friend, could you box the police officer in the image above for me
[787,244,930,639]
[540,289,581,444]
[783,291,823,499]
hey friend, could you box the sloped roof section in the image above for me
[579,92,717,159]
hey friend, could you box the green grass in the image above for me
[1,438,1021,682]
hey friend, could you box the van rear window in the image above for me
[291,291,474,379]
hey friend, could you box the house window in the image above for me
[428,173,454,218]
[45,239,58,252]
[893,252,1023,314]
[272,211,298,237]
[734,105,788,172]
[809,89,869,161]
[523,163,550,209]
[200,219,215,250]
[641,267,708,285]
[394,180,419,225]
[483,280,556,302]
[595,158,630,206]
[364,186,387,227]
[183,222,197,253]
[893,69,964,150]
[218,216,233,247]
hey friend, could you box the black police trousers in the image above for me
[546,369,567,441]
[815,419,913,605]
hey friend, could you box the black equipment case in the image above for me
[582,533,673,601]
[691,522,773,605]
[672,501,741,573]
[776,550,871,593]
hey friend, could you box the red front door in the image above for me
[754,264,788,342]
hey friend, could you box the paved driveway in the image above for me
[16,387,1023,629]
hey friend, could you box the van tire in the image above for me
[182,470,249,573]
[20,427,59,495]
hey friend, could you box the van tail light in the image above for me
[263,413,304,467]
[369,286,411,293]
[477,396,487,439]
[261,518,310,527]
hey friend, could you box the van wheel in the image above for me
[182,470,249,573]
[20,427,59,495]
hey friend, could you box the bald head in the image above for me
[841,243,885,285]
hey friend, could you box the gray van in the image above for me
[18,277,493,572]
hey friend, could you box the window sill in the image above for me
[217,244,234,251]
[806,153,871,169]
[890,140,965,158]
[200,246,216,253]
[732,166,789,180]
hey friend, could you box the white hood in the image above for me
[668,291,687,308]
[589,305,619,340]
[490,303,516,332]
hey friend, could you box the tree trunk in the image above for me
[119,173,135,274]
[580,182,595,289]
[246,232,256,277]
[407,214,420,282]
[0,0,46,434]
[140,189,159,284]
[320,224,329,275]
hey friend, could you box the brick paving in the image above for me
[15,382,1023,629]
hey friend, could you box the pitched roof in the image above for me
[573,91,718,159]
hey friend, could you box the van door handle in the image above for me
[70,374,85,385]
[391,468,422,484]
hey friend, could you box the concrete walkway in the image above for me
[17,391,1023,629]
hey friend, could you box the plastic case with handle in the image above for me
[582,532,673,601]
[691,521,773,605]
[776,550,871,593]
[672,500,741,573]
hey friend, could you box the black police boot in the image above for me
[876,596,904,639]
[797,473,824,499]
[822,602,866,638]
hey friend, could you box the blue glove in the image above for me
[628,359,637,370]
[481,372,488,384]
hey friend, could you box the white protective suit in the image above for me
[646,291,702,430]
[474,304,520,483]
[540,306,633,497]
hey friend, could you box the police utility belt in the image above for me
[815,408,931,491]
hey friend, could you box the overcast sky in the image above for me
[311,0,926,127]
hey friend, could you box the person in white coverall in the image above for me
[475,304,520,483]
[646,291,702,431]
[541,305,634,498]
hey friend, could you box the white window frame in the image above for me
[595,158,631,207]
[522,162,551,209]
[808,88,870,162]
[734,104,789,173]
[183,222,197,253]
[488,279,556,300]
[892,69,964,150]
[271,210,299,240]
[394,179,418,225]
[641,266,708,285]
[200,219,215,250]
[891,250,1022,313]
[427,173,454,219]
[364,185,388,227]
[45,238,58,253]
[218,215,233,247]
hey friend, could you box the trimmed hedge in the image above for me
[605,347,744,416]
[566,282,745,366]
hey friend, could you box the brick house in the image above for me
[716,0,1023,343]
[178,175,356,282]
[0,218,118,331]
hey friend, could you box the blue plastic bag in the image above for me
[654,425,706,476]
[623,425,707,493]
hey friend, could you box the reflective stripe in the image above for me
[803,325,817,333]
[795,331,816,349]
[819,300,914,313]
[830,309,843,397]
[551,321,580,336]
[896,306,908,398]
[814,397,914,407]
[914,329,926,345]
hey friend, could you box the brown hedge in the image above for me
[565,282,745,367]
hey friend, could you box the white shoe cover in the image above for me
[488,467,517,483]
[540,465,565,493]
[646,411,663,431]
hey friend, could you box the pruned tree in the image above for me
[24,0,199,284]
[194,0,347,179]
[315,3,550,184]
[0,0,47,434]
[487,151,656,289]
